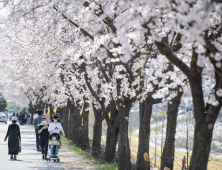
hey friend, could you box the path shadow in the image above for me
[9,159,23,161]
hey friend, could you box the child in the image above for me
[49,134,60,158]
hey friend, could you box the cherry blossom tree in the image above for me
[0,1,222,170]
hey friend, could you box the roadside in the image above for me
[59,138,96,170]
[61,137,118,170]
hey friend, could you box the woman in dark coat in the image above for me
[4,116,21,160]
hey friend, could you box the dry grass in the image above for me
[88,111,222,169]
[100,132,222,170]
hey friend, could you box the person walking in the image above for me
[182,155,186,170]
[4,116,21,160]
[16,112,19,118]
[21,112,26,125]
[49,115,65,149]
[55,113,64,148]
[38,117,50,159]
[55,113,63,128]
[33,110,38,120]
[33,110,42,151]
[17,112,21,124]
[26,112,31,125]
[44,110,51,124]
[24,112,28,125]
[12,111,16,117]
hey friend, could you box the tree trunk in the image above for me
[70,100,75,142]
[66,101,71,139]
[62,107,69,136]
[189,74,221,170]
[73,107,80,146]
[117,100,131,170]
[39,101,44,112]
[136,96,153,170]
[74,104,83,147]
[42,102,45,113]
[189,105,220,170]
[104,123,119,162]
[49,104,53,121]
[28,102,35,124]
[81,100,90,150]
[78,112,83,146]
[104,100,119,162]
[92,104,103,157]
[72,104,78,144]
[161,90,183,170]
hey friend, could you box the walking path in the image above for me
[0,121,96,170]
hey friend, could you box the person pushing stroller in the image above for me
[48,115,65,160]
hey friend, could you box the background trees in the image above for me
[0,0,222,170]
[0,94,7,111]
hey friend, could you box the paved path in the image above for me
[0,121,96,170]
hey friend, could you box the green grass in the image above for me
[61,137,118,170]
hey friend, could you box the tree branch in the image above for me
[155,40,190,76]
[53,4,94,41]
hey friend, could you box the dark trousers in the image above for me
[35,128,40,150]
[41,139,49,156]
[23,119,26,125]
[182,165,186,170]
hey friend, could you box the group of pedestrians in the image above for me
[33,110,65,159]
[3,109,65,161]
[12,111,31,125]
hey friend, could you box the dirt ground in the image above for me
[60,140,96,170]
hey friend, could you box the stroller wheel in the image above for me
[57,158,60,162]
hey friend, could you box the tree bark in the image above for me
[28,102,35,124]
[104,100,119,162]
[189,106,221,170]
[66,101,71,139]
[117,100,131,170]
[70,100,75,142]
[81,100,90,150]
[62,107,69,136]
[73,104,82,146]
[161,89,183,170]
[136,96,153,170]
[189,74,221,170]
[49,104,53,121]
[72,104,77,144]
[92,104,103,157]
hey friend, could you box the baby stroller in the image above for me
[47,133,60,162]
